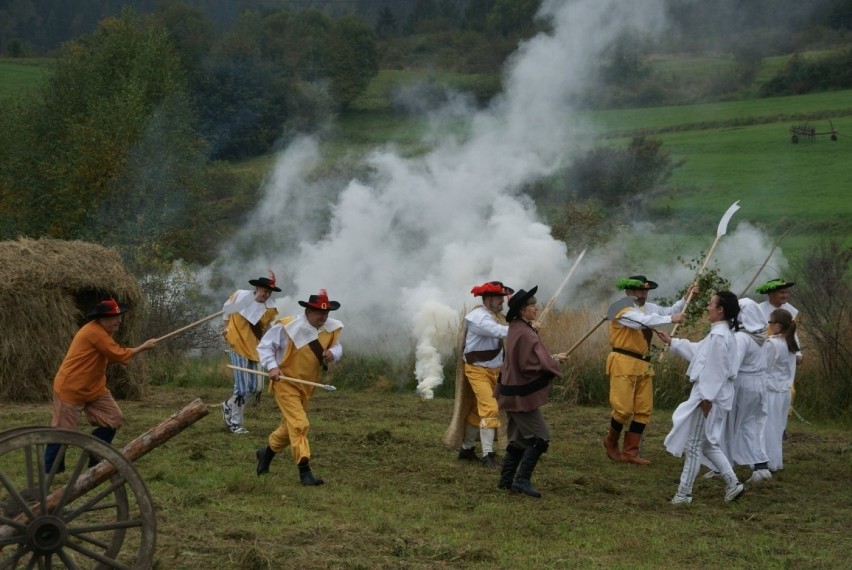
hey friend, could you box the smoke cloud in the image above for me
[202,0,786,397]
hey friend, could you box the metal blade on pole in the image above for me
[538,248,587,326]
[661,200,740,360]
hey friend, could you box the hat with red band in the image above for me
[85,298,129,319]
[298,289,341,311]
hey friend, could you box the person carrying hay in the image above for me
[45,299,158,473]
[220,271,281,435]
[455,281,513,469]
[255,289,343,486]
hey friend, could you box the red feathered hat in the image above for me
[471,281,513,297]
[298,289,341,311]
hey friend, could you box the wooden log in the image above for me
[0,399,208,538]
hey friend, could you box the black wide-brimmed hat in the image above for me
[616,275,658,291]
[298,289,341,311]
[755,279,795,294]
[85,299,129,319]
[506,286,538,322]
[249,270,281,292]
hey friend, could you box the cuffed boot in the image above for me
[497,444,524,490]
[511,438,549,498]
[603,425,622,461]
[44,443,65,474]
[298,459,324,486]
[256,446,275,476]
[620,431,651,465]
[89,427,116,467]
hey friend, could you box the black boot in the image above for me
[89,427,117,467]
[256,446,275,476]
[497,444,524,490]
[511,438,549,498]
[44,443,65,474]
[457,447,477,461]
[298,459,324,486]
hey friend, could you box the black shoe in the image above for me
[300,470,325,486]
[457,447,477,461]
[481,452,499,469]
[256,446,275,476]
[511,478,542,498]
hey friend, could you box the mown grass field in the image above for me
[2,386,849,569]
[0,58,52,99]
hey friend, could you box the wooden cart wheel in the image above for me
[0,427,156,569]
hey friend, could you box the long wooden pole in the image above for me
[538,248,587,326]
[554,316,607,359]
[226,365,336,391]
[154,294,254,343]
[659,201,740,362]
[738,227,792,297]
[0,399,209,538]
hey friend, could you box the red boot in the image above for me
[603,427,621,461]
[620,432,651,465]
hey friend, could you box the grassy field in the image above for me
[0,58,52,100]
[2,386,849,569]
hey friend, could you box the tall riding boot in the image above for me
[620,431,651,465]
[497,443,524,490]
[44,443,65,474]
[298,459,324,486]
[256,446,276,476]
[603,421,622,461]
[89,427,117,467]
[511,438,549,498]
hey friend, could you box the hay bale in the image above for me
[0,238,146,402]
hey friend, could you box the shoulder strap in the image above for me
[308,338,328,371]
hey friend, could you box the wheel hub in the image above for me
[26,515,68,555]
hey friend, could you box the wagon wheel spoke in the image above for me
[0,428,155,569]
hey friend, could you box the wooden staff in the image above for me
[554,316,607,359]
[537,248,587,326]
[154,293,254,343]
[660,200,740,362]
[0,399,209,538]
[226,365,336,391]
[738,227,792,297]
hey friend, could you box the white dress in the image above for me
[664,322,737,456]
[724,331,769,466]
[763,337,796,471]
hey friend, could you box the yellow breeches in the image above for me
[608,372,654,426]
[464,364,501,429]
[268,379,314,463]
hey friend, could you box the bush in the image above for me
[790,241,852,419]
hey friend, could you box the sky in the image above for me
[202,0,786,398]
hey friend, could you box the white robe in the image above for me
[664,322,737,457]
[763,337,796,471]
[724,331,769,466]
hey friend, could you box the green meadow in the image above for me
[0,58,52,99]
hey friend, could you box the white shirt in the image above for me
[617,298,685,329]
[463,306,508,368]
[257,314,343,371]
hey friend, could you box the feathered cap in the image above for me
[85,298,129,319]
[471,281,514,297]
[755,278,794,294]
[249,270,282,292]
[616,275,658,290]
[298,289,341,311]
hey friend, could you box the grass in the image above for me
[2,386,849,568]
[0,58,52,100]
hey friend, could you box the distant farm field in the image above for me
[0,58,51,99]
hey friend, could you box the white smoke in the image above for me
[202,0,786,396]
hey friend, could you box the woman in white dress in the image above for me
[658,291,746,505]
[763,309,799,472]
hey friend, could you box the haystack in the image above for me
[0,238,146,403]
